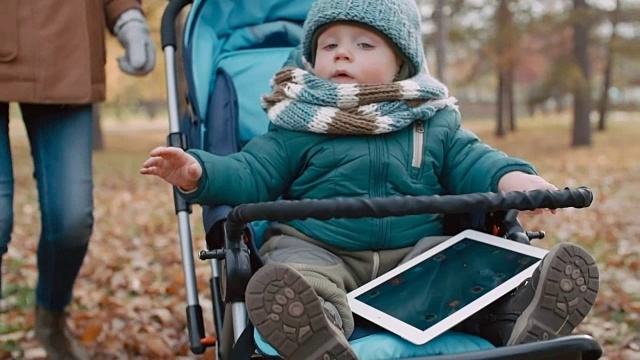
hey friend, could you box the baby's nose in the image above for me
[334,46,352,61]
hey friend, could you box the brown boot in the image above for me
[34,306,90,360]
[246,263,357,360]
[506,243,599,345]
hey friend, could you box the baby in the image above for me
[141,0,599,359]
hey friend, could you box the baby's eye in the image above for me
[358,43,374,49]
[322,44,337,50]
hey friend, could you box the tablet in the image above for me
[347,229,548,345]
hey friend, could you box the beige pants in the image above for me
[258,224,449,338]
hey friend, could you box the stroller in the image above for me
[159,0,603,358]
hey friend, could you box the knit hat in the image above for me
[302,0,426,79]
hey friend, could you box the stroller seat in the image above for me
[159,0,603,358]
[255,328,494,359]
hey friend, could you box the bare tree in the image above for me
[433,0,448,82]
[495,0,516,136]
[496,72,507,137]
[571,0,593,147]
[597,0,620,132]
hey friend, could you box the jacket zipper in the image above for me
[412,121,424,168]
[372,136,387,248]
[371,251,380,280]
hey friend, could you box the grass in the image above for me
[1,111,639,359]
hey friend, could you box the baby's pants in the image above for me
[258,225,449,338]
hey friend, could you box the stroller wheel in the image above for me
[246,263,357,360]
[507,243,599,345]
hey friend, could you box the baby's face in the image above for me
[314,24,401,85]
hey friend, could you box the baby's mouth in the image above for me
[332,71,355,83]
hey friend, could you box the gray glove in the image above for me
[113,9,156,76]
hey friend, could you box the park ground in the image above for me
[1,111,639,359]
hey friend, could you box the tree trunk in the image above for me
[495,0,513,137]
[598,0,620,132]
[507,66,516,131]
[92,104,104,151]
[496,72,506,137]
[433,0,447,82]
[572,0,592,147]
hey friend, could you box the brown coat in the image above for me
[0,0,141,104]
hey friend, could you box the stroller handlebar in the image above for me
[224,187,593,238]
[161,0,193,49]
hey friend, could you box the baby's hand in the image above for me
[140,147,202,191]
[498,171,558,215]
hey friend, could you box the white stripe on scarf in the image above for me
[308,106,338,132]
[267,99,292,120]
[400,80,422,99]
[337,84,360,109]
[374,116,396,133]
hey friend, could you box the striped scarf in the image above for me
[262,67,458,135]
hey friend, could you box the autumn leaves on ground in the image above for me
[1,113,639,359]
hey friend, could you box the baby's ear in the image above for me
[396,62,411,81]
[392,59,401,82]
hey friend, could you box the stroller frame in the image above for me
[159,0,603,359]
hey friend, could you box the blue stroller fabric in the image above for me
[183,0,307,241]
[255,329,493,359]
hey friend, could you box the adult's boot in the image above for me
[34,306,90,360]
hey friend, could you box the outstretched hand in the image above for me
[140,147,202,191]
[498,171,558,215]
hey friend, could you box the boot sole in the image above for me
[507,243,599,345]
[245,263,357,360]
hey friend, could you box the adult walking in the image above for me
[0,0,155,358]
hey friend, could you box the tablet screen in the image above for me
[354,238,540,331]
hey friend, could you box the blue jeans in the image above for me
[0,103,94,311]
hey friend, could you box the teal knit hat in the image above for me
[302,0,426,79]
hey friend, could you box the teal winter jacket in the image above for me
[180,108,536,250]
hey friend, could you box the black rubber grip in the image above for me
[161,0,192,49]
[227,187,593,227]
[186,305,206,354]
